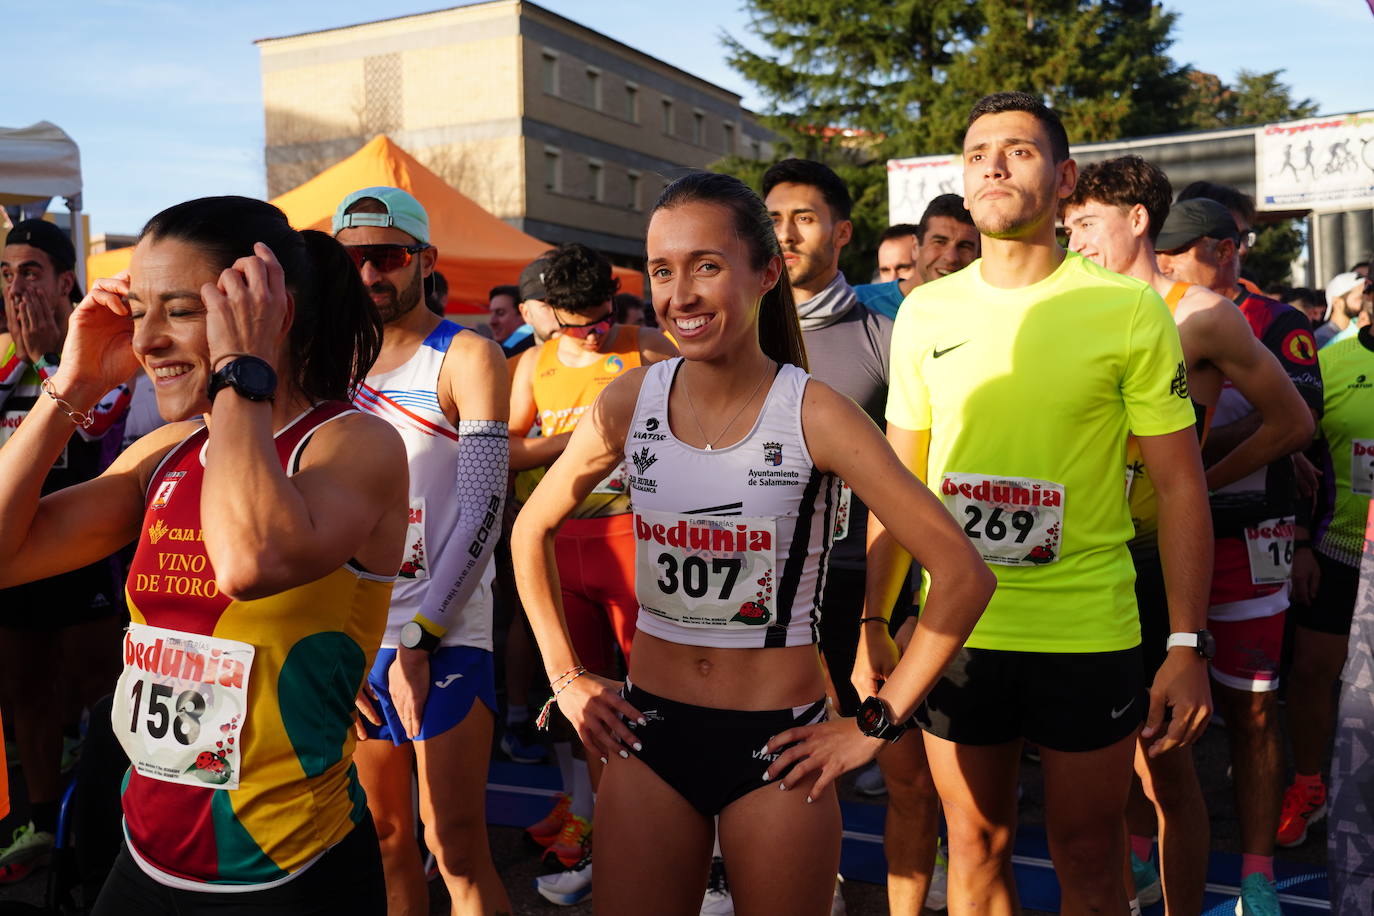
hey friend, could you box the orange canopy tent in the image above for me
[87,135,642,314]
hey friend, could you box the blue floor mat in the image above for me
[485,760,1330,914]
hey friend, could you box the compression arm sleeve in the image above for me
[413,420,509,637]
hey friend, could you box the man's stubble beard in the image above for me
[377,264,425,324]
[786,238,838,292]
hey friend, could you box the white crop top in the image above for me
[628,359,840,649]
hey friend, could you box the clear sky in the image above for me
[5,0,1370,237]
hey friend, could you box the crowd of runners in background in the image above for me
[0,90,1371,916]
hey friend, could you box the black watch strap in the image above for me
[208,356,277,403]
[857,696,905,742]
[399,620,441,653]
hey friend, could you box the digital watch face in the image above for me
[858,698,885,734]
[234,360,275,394]
[1198,629,1217,660]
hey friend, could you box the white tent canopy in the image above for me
[0,121,84,282]
[0,121,82,205]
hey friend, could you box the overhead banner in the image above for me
[887,154,963,225]
[1256,112,1374,212]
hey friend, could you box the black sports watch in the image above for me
[208,356,277,403]
[1166,629,1216,660]
[399,620,441,653]
[857,696,905,743]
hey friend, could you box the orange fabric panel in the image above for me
[86,135,644,313]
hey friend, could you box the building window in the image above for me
[586,67,601,110]
[692,111,705,146]
[628,171,641,211]
[588,160,603,202]
[750,139,761,160]
[723,122,735,156]
[661,99,673,135]
[544,147,561,193]
[625,83,639,122]
[541,51,559,96]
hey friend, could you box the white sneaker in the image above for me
[535,854,593,906]
[926,843,948,911]
[831,873,846,915]
[854,761,887,797]
[700,856,734,915]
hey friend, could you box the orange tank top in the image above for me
[531,326,642,518]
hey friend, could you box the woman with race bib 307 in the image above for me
[0,196,408,914]
[511,172,996,916]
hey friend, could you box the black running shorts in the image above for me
[1293,551,1362,636]
[621,681,826,816]
[914,645,1145,752]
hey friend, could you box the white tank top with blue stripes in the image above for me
[353,320,494,651]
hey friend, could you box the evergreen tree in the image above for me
[1183,69,1319,130]
[716,0,1193,274]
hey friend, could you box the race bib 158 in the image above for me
[634,508,777,628]
[940,473,1065,567]
[112,623,255,790]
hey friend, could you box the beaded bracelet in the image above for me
[41,379,95,430]
[535,666,589,730]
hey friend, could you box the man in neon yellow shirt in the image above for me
[867,92,1214,913]
[1282,320,1374,851]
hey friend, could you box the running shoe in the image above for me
[0,861,37,885]
[700,856,734,915]
[526,793,571,848]
[926,842,949,911]
[1235,873,1281,916]
[500,718,551,764]
[535,852,592,906]
[853,761,887,797]
[1276,779,1327,847]
[0,823,53,869]
[1130,852,1162,907]
[830,873,846,915]
[545,812,592,868]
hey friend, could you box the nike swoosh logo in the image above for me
[434,673,464,689]
[1110,697,1136,720]
[932,341,969,358]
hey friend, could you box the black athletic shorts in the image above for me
[621,681,826,816]
[0,560,119,630]
[1129,542,1170,680]
[1293,550,1362,636]
[914,645,1146,753]
[91,814,385,916]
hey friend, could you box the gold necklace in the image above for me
[681,361,773,450]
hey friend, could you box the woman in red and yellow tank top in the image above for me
[0,197,407,914]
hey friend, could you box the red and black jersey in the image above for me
[1209,292,1323,536]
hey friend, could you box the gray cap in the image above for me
[518,253,555,302]
[1155,198,1239,252]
